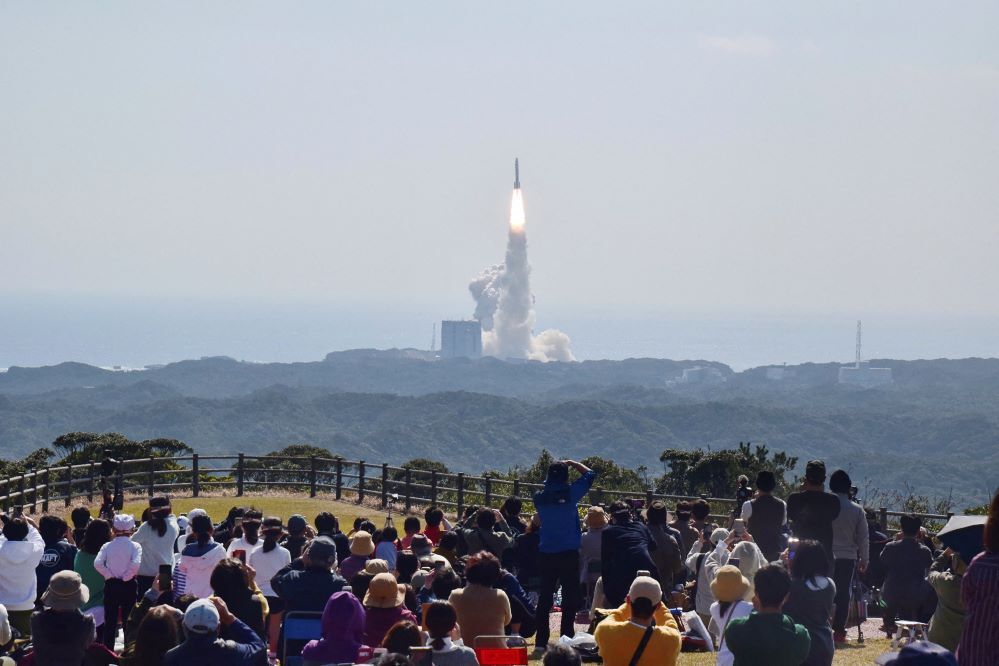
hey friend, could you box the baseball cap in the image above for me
[183,598,220,634]
[308,536,338,565]
[287,514,307,534]
[805,460,827,483]
[875,641,957,666]
[113,514,136,532]
[628,576,663,606]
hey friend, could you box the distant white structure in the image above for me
[440,320,482,359]
[680,365,726,384]
[838,320,893,388]
[765,364,796,381]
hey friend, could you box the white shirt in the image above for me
[709,600,753,666]
[94,536,142,581]
[248,544,291,597]
[226,537,262,559]
[131,516,180,576]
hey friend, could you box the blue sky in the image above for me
[2,2,997,364]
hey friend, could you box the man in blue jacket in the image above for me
[164,596,267,666]
[532,459,596,649]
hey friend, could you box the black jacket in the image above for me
[600,520,660,607]
[271,564,348,613]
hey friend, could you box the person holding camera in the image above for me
[0,511,45,638]
[600,501,660,608]
[131,497,180,600]
[459,508,515,561]
[685,526,730,625]
[532,459,596,649]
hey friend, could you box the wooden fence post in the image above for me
[18,475,26,511]
[404,468,412,511]
[457,473,465,519]
[87,462,95,503]
[147,457,156,497]
[310,456,318,498]
[513,479,520,497]
[879,507,888,529]
[42,468,50,513]
[430,470,438,507]
[645,489,654,507]
[192,454,200,497]
[335,459,343,500]
[30,471,38,514]
[357,461,366,504]
[64,466,73,507]
[237,453,245,497]
[484,476,492,507]
[381,464,389,509]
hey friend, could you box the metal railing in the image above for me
[0,454,954,527]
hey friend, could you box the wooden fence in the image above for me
[0,454,954,528]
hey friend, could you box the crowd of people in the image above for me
[0,456,995,666]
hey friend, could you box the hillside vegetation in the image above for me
[1,354,997,505]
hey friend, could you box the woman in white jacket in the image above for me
[0,516,45,636]
[131,496,180,598]
[174,514,225,599]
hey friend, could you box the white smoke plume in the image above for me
[469,189,574,362]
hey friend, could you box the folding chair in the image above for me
[474,635,529,666]
[281,611,324,666]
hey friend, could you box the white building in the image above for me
[765,365,796,381]
[440,320,482,359]
[680,365,726,384]
[838,362,893,388]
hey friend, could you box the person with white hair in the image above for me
[728,538,768,601]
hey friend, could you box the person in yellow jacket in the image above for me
[593,576,681,666]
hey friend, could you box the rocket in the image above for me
[514,158,520,189]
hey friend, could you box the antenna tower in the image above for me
[431,323,437,353]
[855,320,862,367]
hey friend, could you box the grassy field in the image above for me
[53,492,386,529]
[51,492,896,665]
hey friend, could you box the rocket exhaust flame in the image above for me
[468,160,574,362]
[509,189,526,231]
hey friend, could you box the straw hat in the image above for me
[364,559,390,575]
[363,573,406,609]
[41,570,89,610]
[585,507,608,529]
[710,565,751,603]
[350,531,375,556]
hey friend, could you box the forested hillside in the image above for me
[2,354,997,505]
